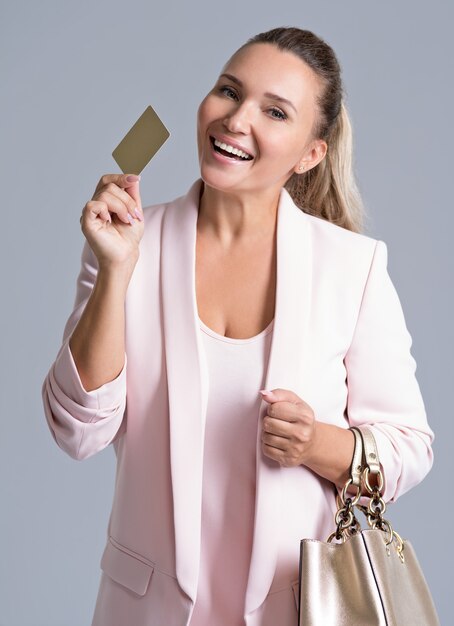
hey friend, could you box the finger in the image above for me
[94,173,141,195]
[261,388,306,407]
[262,415,292,438]
[80,201,112,227]
[93,182,140,221]
[84,197,131,226]
[125,181,143,216]
[267,401,299,422]
[97,205,112,224]
[90,190,136,225]
[271,388,301,402]
[262,431,289,450]
[261,433,290,453]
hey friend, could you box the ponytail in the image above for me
[285,101,366,233]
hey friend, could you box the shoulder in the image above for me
[302,211,381,268]
[281,185,378,258]
[298,211,387,294]
[304,210,377,250]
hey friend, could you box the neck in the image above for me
[197,182,281,247]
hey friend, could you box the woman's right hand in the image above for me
[80,173,145,269]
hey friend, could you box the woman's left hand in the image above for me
[259,388,317,467]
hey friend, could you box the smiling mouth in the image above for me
[209,136,253,161]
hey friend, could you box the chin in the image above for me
[199,160,247,187]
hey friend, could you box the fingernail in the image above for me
[127,214,135,224]
[259,389,271,395]
[126,174,141,182]
[134,207,143,221]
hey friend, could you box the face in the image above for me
[196,42,327,195]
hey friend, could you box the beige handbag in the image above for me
[297,425,439,625]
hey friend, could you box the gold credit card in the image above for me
[112,105,170,175]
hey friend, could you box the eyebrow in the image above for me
[219,73,297,114]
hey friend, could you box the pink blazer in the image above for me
[42,177,434,626]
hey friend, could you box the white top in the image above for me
[189,316,274,626]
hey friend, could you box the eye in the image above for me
[269,107,287,121]
[218,85,238,99]
[218,85,287,120]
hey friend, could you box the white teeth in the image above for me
[213,138,252,160]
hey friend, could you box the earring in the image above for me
[299,165,305,172]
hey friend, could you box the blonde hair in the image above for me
[231,27,368,234]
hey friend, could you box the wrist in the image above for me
[301,419,322,469]
[96,263,136,295]
[98,255,138,279]
[300,422,355,490]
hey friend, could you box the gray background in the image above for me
[1,1,452,624]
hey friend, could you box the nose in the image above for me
[222,102,253,134]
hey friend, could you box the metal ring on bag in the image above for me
[335,508,354,529]
[368,497,386,517]
[327,530,347,544]
[340,478,361,506]
[363,467,384,494]
[392,529,406,563]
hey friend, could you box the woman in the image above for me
[42,27,434,626]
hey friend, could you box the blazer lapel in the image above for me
[161,179,207,603]
[161,178,313,614]
[244,182,313,617]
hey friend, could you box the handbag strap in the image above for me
[351,425,384,494]
[331,427,385,536]
[349,427,363,489]
[356,425,380,474]
[330,426,405,561]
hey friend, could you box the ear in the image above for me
[294,138,328,174]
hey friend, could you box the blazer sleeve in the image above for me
[343,239,434,503]
[41,239,127,461]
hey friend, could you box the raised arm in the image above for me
[42,173,144,460]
